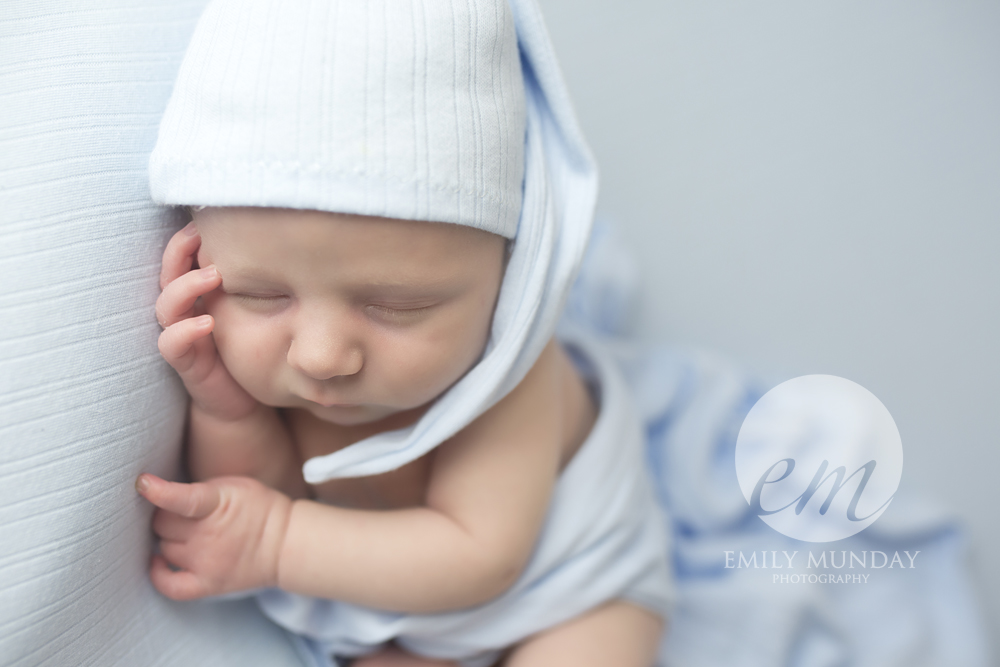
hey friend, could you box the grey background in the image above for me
[539,0,1000,646]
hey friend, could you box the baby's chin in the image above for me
[304,403,385,426]
[299,400,428,429]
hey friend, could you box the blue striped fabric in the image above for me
[0,3,304,665]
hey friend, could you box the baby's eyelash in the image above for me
[234,293,286,305]
[366,304,430,319]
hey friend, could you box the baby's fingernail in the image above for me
[196,314,212,327]
[199,266,217,279]
[135,475,150,494]
[183,222,198,236]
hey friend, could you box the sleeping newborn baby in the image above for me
[136,1,673,665]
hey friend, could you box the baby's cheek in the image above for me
[405,333,482,402]
[441,308,493,371]
[213,318,282,399]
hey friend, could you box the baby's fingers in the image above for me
[152,508,196,542]
[158,315,214,373]
[155,265,221,328]
[136,474,220,519]
[150,554,210,600]
[160,222,201,290]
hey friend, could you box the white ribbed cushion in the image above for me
[150,0,526,238]
[0,3,304,665]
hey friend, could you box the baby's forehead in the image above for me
[195,207,505,247]
[196,207,507,286]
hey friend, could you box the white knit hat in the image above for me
[150,0,526,238]
[149,0,597,481]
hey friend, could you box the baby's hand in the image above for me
[136,473,292,600]
[156,223,256,420]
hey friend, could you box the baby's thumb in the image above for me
[136,474,220,519]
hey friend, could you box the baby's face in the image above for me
[195,207,506,427]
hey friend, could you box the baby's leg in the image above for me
[503,600,664,667]
[350,600,662,667]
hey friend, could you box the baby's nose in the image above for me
[286,326,363,381]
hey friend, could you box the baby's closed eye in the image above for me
[364,303,436,324]
[230,293,290,311]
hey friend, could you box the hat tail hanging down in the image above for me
[149,0,597,483]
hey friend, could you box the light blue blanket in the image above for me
[561,220,992,667]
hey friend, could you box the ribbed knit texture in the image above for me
[0,2,305,665]
[150,0,526,238]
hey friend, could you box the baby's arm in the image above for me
[279,341,565,611]
[138,340,566,610]
[156,224,305,497]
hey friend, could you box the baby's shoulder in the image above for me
[453,338,597,471]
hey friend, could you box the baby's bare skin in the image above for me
[292,339,595,511]
[139,208,663,665]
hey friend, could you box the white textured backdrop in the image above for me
[0,2,305,664]
[538,0,1000,647]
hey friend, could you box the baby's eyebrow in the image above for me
[216,269,285,290]
[357,281,459,300]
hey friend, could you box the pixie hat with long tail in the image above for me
[149,0,597,483]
